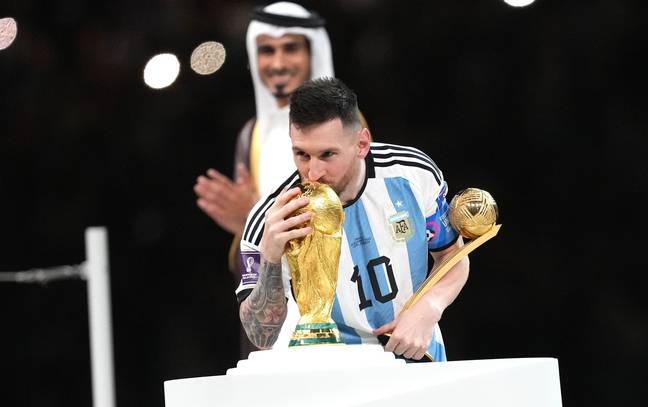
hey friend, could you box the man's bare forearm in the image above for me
[239,259,287,349]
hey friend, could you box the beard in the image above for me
[305,170,354,199]
[272,84,290,100]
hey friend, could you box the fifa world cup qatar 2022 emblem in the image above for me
[284,182,345,347]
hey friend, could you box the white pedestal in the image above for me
[164,345,562,407]
[227,344,405,375]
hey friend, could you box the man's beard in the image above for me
[303,171,353,199]
[272,84,290,99]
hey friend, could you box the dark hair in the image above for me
[289,77,360,130]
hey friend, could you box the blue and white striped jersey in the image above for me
[236,142,459,361]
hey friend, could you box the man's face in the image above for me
[291,118,369,200]
[256,34,311,107]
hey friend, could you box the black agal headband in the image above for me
[250,6,326,28]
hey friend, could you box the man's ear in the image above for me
[357,128,371,158]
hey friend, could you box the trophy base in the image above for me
[289,322,343,347]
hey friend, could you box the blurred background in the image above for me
[1,0,646,406]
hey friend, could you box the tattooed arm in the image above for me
[239,187,312,349]
[239,259,287,349]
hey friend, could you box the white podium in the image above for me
[164,345,562,407]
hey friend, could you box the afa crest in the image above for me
[389,211,414,242]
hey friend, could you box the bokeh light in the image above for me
[190,41,227,75]
[0,17,18,51]
[503,0,536,7]
[143,53,180,89]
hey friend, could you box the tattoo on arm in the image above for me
[240,259,287,349]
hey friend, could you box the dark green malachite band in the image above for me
[289,337,342,346]
[295,323,338,330]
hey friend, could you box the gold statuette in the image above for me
[379,187,501,361]
[285,182,345,346]
[405,187,500,308]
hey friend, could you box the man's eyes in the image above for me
[294,151,336,160]
[283,44,302,53]
[258,44,304,55]
[257,46,275,55]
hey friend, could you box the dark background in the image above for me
[1,0,646,406]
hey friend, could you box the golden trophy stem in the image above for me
[402,224,502,313]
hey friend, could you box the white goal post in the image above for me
[0,227,116,407]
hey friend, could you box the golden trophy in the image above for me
[379,187,501,361]
[285,182,345,347]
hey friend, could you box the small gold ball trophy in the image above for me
[448,188,499,239]
[285,182,345,347]
[380,187,502,361]
[405,187,500,307]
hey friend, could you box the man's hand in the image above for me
[239,186,312,349]
[373,298,443,361]
[259,187,312,263]
[373,239,469,361]
[194,163,259,235]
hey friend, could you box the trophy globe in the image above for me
[448,188,499,239]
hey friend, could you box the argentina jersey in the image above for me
[332,143,458,362]
[236,142,458,361]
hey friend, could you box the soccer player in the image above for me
[236,77,470,361]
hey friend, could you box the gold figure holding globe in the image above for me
[285,182,345,346]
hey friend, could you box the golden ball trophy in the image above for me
[285,182,345,347]
[379,187,501,361]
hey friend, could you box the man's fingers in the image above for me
[281,210,312,230]
[195,175,241,203]
[384,334,398,353]
[209,171,233,185]
[403,346,419,360]
[412,349,427,361]
[206,168,222,179]
[373,320,396,336]
[273,195,310,221]
[393,340,409,356]
[236,163,252,185]
[194,179,218,201]
[197,198,226,219]
[265,191,309,228]
[403,343,427,360]
[266,210,311,237]
[205,169,237,191]
[275,187,302,205]
[279,226,313,242]
[195,183,222,204]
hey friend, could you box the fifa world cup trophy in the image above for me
[285,182,345,346]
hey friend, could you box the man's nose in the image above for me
[269,51,287,70]
[307,160,325,182]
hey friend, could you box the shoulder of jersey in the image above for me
[370,142,442,184]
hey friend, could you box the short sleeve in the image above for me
[235,171,301,303]
[235,239,262,303]
[426,181,459,251]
